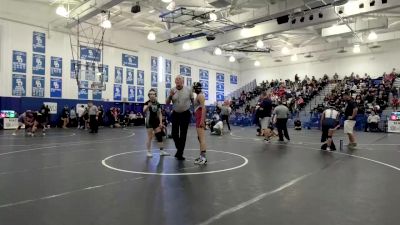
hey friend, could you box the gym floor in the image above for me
[0,126,399,225]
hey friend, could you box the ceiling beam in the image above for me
[175,0,400,53]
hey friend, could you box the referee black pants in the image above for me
[171,110,191,157]
[89,115,98,133]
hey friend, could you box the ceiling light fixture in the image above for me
[281,46,290,55]
[101,19,112,29]
[56,5,69,17]
[368,31,378,40]
[291,54,298,61]
[149,9,155,13]
[147,31,156,40]
[256,39,264,48]
[214,47,222,55]
[353,44,361,53]
[182,42,190,50]
[254,60,260,67]
[162,0,173,3]
[209,12,217,21]
[229,56,236,62]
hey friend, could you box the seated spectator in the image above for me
[367,111,381,132]
[294,119,302,130]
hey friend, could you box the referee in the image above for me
[88,101,99,133]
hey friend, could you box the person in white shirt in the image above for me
[77,105,85,129]
[367,111,381,132]
[211,121,224,135]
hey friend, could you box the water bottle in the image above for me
[340,139,343,151]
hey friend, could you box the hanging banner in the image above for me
[137,70,144,86]
[216,92,224,101]
[50,77,62,98]
[32,76,45,97]
[80,46,101,62]
[78,81,88,99]
[166,75,172,89]
[204,90,209,100]
[85,62,96,81]
[70,60,81,79]
[165,59,172,74]
[186,77,192,87]
[50,56,62,77]
[151,72,158,87]
[128,86,136,102]
[12,51,27,73]
[114,66,123,84]
[230,74,238,84]
[92,89,102,100]
[216,82,224,92]
[180,65,191,76]
[199,69,209,80]
[126,68,134,85]
[136,86,144,102]
[151,56,158,72]
[122,53,138,68]
[32,53,46,75]
[200,80,209,90]
[33,31,45,54]
[216,73,225,82]
[114,84,122,101]
[12,74,26,96]
[99,64,108,82]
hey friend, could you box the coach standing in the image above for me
[272,101,291,142]
[88,101,99,133]
[166,75,194,160]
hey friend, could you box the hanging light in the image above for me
[101,19,112,29]
[162,0,173,2]
[368,31,378,40]
[182,42,190,50]
[353,44,361,53]
[256,40,264,48]
[254,60,260,67]
[147,31,156,40]
[214,47,222,55]
[56,5,69,18]
[281,46,290,55]
[209,12,218,21]
[229,55,236,62]
[291,54,298,61]
[166,1,176,11]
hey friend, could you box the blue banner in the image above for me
[216,82,224,91]
[32,76,45,97]
[78,81,88,99]
[80,46,101,62]
[137,70,144,86]
[166,75,172,88]
[50,56,62,77]
[50,77,62,98]
[136,86,144,102]
[151,72,158,87]
[85,62,96,81]
[122,53,138,68]
[126,68,134,85]
[180,65,191,76]
[128,86,136,102]
[115,66,123,84]
[204,90,209,100]
[114,84,122,101]
[32,53,45,75]
[216,92,224,101]
[92,89,102,100]
[100,64,108,82]
[216,73,225,82]
[230,74,238,84]
[12,74,26,96]
[200,80,209,90]
[186,77,192,87]
[12,51,27,73]
[70,60,81,79]
[165,59,171,74]
[199,69,209,80]
[151,56,158,72]
[33,31,45,54]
